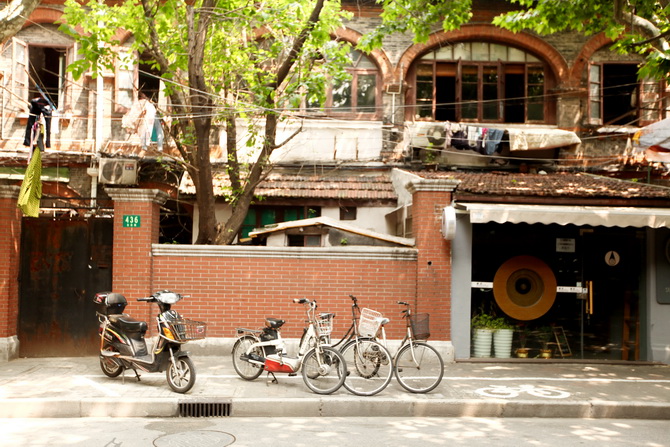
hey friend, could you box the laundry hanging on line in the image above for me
[23,97,52,150]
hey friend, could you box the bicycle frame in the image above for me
[236,300,329,374]
[232,298,347,395]
[375,302,420,362]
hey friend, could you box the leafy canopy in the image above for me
[60,0,353,119]
[492,0,670,80]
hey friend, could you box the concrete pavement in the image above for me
[1,356,670,419]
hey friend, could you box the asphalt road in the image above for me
[3,417,669,447]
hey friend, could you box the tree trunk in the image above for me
[213,0,326,245]
[215,113,278,245]
[0,0,41,43]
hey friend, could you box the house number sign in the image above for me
[123,215,141,228]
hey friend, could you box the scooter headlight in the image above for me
[163,326,176,340]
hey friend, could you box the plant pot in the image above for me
[473,328,493,358]
[493,328,514,358]
[516,348,529,358]
[539,349,552,359]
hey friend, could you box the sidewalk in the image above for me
[1,356,669,419]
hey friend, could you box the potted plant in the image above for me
[515,325,530,358]
[491,317,515,358]
[471,313,496,358]
[423,146,438,170]
[537,326,554,359]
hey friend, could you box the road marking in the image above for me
[73,376,121,396]
[475,384,571,399]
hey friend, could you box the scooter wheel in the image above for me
[167,356,196,393]
[100,353,123,378]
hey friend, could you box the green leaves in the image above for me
[359,0,472,51]
[493,0,670,81]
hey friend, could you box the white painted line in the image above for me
[73,376,121,397]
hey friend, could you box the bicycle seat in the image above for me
[265,318,285,329]
[379,317,390,325]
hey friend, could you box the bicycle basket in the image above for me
[316,313,334,337]
[166,319,207,342]
[358,308,383,337]
[410,313,430,340]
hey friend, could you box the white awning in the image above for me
[459,203,670,228]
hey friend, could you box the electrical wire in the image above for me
[5,12,668,165]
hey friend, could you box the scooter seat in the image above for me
[109,314,148,333]
[265,318,285,329]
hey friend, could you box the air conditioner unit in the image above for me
[407,122,448,149]
[98,159,138,185]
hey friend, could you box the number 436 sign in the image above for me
[123,215,141,228]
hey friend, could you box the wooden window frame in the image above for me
[412,52,546,124]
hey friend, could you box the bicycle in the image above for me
[327,295,394,396]
[374,300,445,393]
[231,298,347,395]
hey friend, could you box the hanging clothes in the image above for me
[17,147,42,217]
[23,97,52,149]
[484,128,505,155]
[122,96,157,150]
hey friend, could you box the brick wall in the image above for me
[104,180,456,344]
[150,249,417,340]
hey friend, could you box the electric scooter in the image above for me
[93,290,206,393]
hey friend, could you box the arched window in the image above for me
[412,42,548,124]
[306,49,380,119]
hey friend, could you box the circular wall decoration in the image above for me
[492,255,558,321]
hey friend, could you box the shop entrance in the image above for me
[471,223,645,360]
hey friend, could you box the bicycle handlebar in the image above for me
[293,298,317,308]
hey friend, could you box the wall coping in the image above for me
[105,188,169,205]
[153,244,418,261]
[407,178,460,193]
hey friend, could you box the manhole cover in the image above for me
[154,430,235,447]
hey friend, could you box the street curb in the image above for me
[4,397,669,419]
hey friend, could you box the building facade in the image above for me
[0,1,669,362]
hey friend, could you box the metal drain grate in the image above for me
[178,401,232,417]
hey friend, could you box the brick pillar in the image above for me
[106,188,168,319]
[407,179,459,356]
[0,186,22,361]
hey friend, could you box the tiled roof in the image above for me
[419,171,670,201]
[180,171,398,201]
[179,168,670,203]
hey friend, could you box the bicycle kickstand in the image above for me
[266,371,278,386]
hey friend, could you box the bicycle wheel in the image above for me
[394,341,444,393]
[301,346,346,395]
[232,335,265,380]
[340,339,393,396]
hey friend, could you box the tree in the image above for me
[0,0,41,44]
[60,0,351,244]
[492,0,670,81]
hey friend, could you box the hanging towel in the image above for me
[17,147,42,217]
